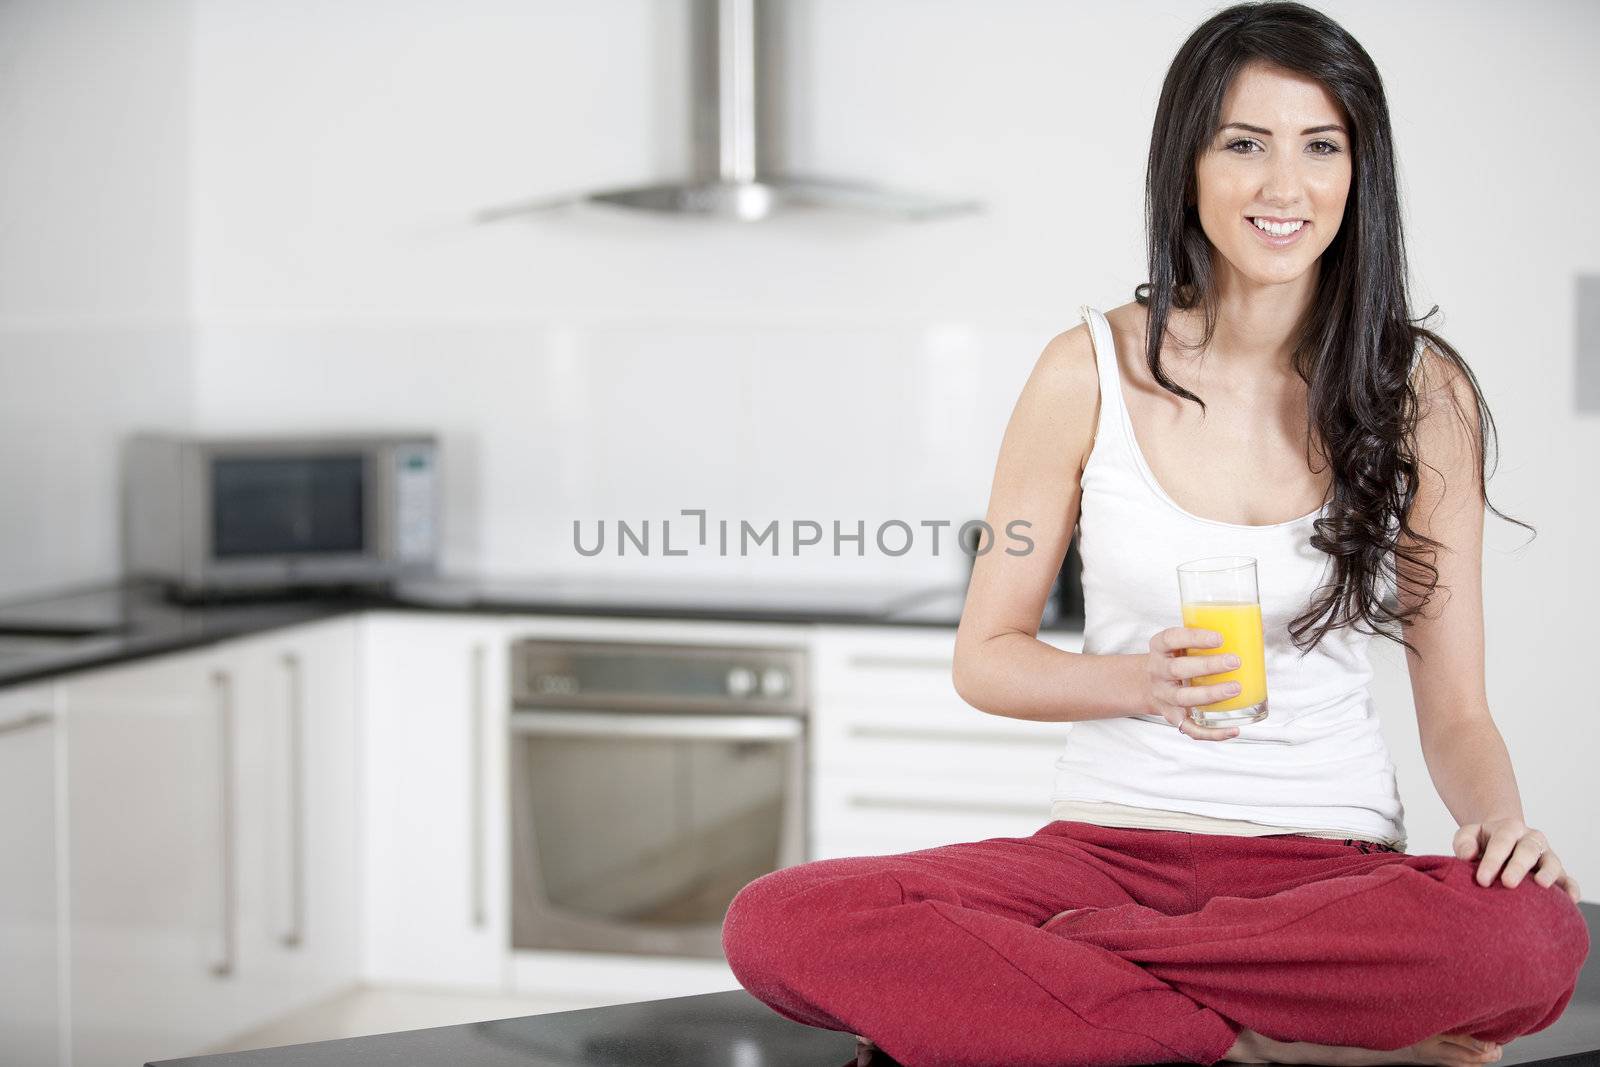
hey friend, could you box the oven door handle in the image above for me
[509,709,801,742]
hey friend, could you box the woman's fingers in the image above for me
[1166,651,1241,681]
[1499,834,1552,888]
[1532,853,1565,888]
[1144,627,1240,741]
[1171,709,1238,740]
[1471,836,1504,886]
[1171,680,1242,707]
[1478,828,1565,891]
[1154,627,1222,653]
[1464,821,1581,901]
[1529,856,1581,902]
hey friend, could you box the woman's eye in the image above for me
[1224,138,1342,156]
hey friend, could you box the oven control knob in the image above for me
[725,666,757,697]
[760,667,791,698]
[534,673,578,696]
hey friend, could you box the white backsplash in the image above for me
[190,315,1049,586]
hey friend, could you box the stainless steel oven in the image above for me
[508,638,808,959]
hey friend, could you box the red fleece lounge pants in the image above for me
[721,820,1590,1066]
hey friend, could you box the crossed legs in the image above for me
[722,821,1588,1067]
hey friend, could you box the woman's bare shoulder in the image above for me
[1032,317,1101,414]
[1036,317,1098,383]
[1103,298,1147,324]
[1100,299,1150,360]
[1014,319,1101,477]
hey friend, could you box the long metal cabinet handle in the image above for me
[211,669,237,979]
[845,654,954,672]
[0,711,52,737]
[846,725,1061,747]
[469,642,487,930]
[846,794,1044,817]
[281,651,306,949]
[509,709,802,742]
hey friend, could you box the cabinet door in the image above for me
[226,618,361,1023]
[360,612,511,989]
[61,648,242,1067]
[811,771,1060,860]
[809,626,1079,860]
[0,685,61,1067]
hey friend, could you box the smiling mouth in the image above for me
[1247,216,1308,234]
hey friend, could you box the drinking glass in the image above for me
[1176,556,1269,727]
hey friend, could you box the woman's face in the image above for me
[1193,61,1353,291]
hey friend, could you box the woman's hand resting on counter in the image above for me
[1143,626,1243,741]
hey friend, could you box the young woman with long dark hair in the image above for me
[721,4,1588,1064]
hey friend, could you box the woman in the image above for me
[721,3,1587,1065]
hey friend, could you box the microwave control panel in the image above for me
[392,443,438,562]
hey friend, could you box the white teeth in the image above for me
[1252,217,1304,236]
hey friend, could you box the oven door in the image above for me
[509,708,806,959]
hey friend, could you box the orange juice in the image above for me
[1181,600,1267,712]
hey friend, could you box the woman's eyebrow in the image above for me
[1221,121,1348,136]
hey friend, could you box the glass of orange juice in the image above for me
[1176,556,1269,727]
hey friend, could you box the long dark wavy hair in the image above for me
[1135,0,1531,657]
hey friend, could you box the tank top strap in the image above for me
[1409,331,1428,386]
[1078,304,1127,422]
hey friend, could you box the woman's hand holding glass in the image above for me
[1143,627,1243,740]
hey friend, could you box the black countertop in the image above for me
[150,989,858,1067]
[0,572,1081,691]
[148,903,1600,1066]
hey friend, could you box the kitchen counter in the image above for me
[147,901,1600,1066]
[149,990,857,1067]
[0,572,1082,690]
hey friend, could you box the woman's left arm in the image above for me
[1398,347,1579,902]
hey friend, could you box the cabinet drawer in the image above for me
[810,771,1054,860]
[812,626,961,704]
[812,692,1065,780]
[812,625,1085,705]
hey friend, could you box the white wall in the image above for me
[0,0,193,600]
[6,1,1598,869]
[185,0,1062,586]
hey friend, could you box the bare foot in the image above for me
[1220,1027,1504,1065]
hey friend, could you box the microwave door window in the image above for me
[211,455,366,557]
[516,731,789,928]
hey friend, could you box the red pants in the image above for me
[721,820,1589,1066]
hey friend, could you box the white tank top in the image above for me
[1048,304,1410,850]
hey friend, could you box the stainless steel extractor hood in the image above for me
[476,0,982,224]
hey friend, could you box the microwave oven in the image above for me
[123,432,440,598]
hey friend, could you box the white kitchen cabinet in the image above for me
[0,684,62,1067]
[31,604,1093,1059]
[60,645,243,1066]
[809,625,1082,860]
[812,688,1069,782]
[59,617,361,1067]
[359,612,513,990]
[810,771,1063,859]
[221,617,361,1024]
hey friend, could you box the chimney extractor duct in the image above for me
[476,0,982,224]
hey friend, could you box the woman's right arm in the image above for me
[950,324,1240,736]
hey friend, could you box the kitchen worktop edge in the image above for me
[0,582,1084,691]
